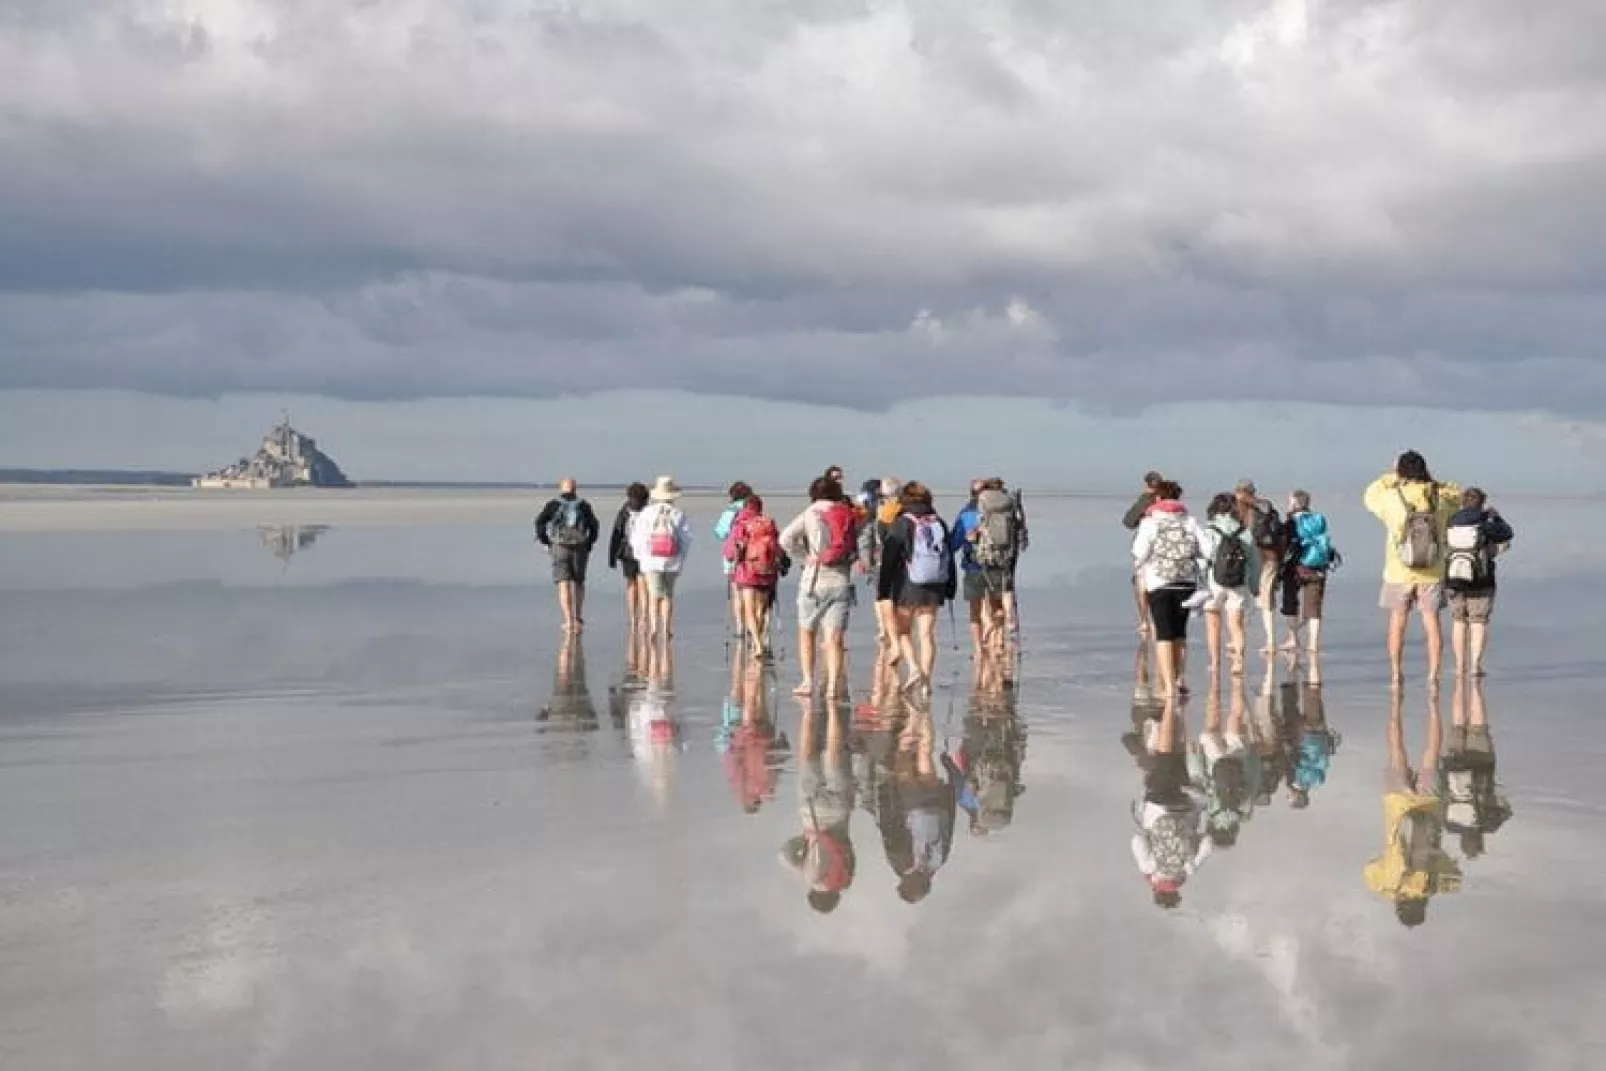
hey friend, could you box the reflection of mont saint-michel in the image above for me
[193,419,354,490]
[258,525,331,563]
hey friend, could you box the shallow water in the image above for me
[2,495,1604,1069]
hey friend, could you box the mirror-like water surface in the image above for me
[1,494,1602,1069]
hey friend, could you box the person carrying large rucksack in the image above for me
[1234,479,1285,656]
[1365,451,1463,682]
[1280,490,1341,667]
[950,479,1016,660]
[876,481,955,697]
[1200,493,1259,678]
[1443,488,1514,679]
[781,476,861,699]
[723,495,783,661]
[535,477,601,635]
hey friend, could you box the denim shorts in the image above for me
[799,585,855,633]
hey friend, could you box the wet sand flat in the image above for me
[1,494,1603,1069]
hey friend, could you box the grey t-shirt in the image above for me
[781,503,855,594]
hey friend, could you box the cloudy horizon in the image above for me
[2,1,1604,477]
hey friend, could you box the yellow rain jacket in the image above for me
[1363,474,1463,585]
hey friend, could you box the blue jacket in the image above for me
[714,501,745,576]
[949,503,982,573]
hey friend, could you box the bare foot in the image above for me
[792,681,814,697]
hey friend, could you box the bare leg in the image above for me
[1420,682,1445,778]
[1228,609,1247,676]
[1134,575,1152,635]
[1204,609,1223,679]
[1469,622,1489,678]
[1305,617,1322,660]
[915,610,938,685]
[573,581,586,630]
[796,626,818,694]
[896,607,920,688]
[1422,607,1444,683]
[968,600,985,657]
[1156,640,1178,698]
[1387,608,1408,682]
[1451,617,1468,679]
[557,581,575,631]
[824,628,846,697]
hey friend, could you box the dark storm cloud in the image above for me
[1,0,1604,413]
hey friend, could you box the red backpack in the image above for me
[816,502,858,567]
[740,516,782,581]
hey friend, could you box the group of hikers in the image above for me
[534,466,1030,698]
[1122,448,1514,696]
[535,450,1517,921]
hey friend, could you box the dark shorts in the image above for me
[898,583,947,611]
[1280,570,1326,621]
[1146,585,1195,643]
[552,546,590,585]
[619,557,641,582]
[1145,752,1190,806]
[963,569,1012,603]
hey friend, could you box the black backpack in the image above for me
[1211,523,1250,588]
[1251,503,1284,551]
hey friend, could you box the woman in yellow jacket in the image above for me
[1363,451,1462,682]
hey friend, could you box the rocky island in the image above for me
[193,420,354,489]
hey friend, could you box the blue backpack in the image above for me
[1295,512,1333,570]
[906,515,951,586]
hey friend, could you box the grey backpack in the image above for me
[974,489,1017,569]
[1395,486,1441,570]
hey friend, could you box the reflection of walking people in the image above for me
[630,476,694,642]
[1132,696,1211,909]
[780,698,857,914]
[875,700,959,905]
[1439,677,1510,860]
[538,633,597,732]
[535,477,601,635]
[720,662,786,815]
[1363,685,1462,927]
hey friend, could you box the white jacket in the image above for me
[630,502,693,574]
[1131,508,1210,592]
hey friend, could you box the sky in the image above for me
[1,1,1605,485]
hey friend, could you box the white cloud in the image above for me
[0,1,1604,413]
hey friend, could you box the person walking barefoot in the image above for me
[878,482,956,697]
[724,494,784,661]
[535,477,601,635]
[781,476,860,699]
[1132,482,1209,700]
[1364,451,1461,683]
[631,476,694,644]
[608,482,650,634]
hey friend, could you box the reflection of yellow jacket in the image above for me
[1363,474,1463,585]
[1363,791,1463,901]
